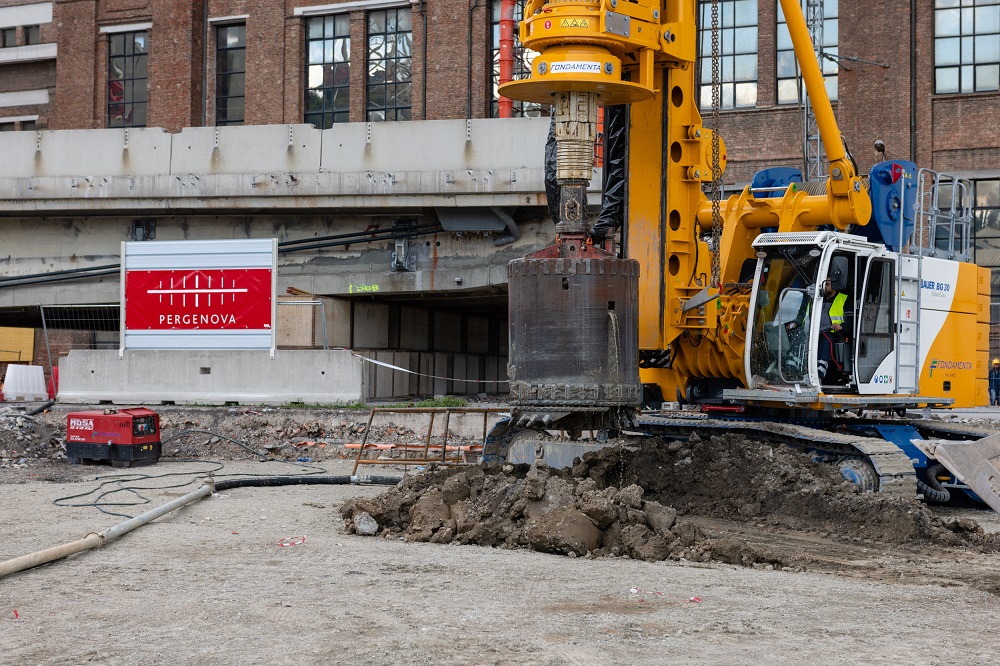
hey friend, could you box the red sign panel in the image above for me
[125,269,273,330]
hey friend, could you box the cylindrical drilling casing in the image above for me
[508,251,641,407]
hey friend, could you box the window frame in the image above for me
[974,178,1000,233]
[967,176,1000,319]
[933,0,1000,94]
[216,23,246,126]
[856,258,896,384]
[107,29,149,128]
[24,24,40,45]
[698,0,759,111]
[366,6,412,122]
[304,13,352,129]
[0,27,15,48]
[775,0,839,105]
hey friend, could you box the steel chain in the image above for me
[710,0,722,289]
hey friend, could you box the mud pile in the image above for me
[342,434,1000,566]
[342,460,713,562]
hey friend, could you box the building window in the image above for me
[698,0,758,109]
[490,0,546,117]
[975,178,1000,231]
[216,24,246,126]
[305,14,351,128]
[1,28,14,47]
[935,0,1000,94]
[971,178,1000,318]
[108,30,149,128]
[0,122,14,131]
[367,7,412,121]
[776,0,838,104]
[21,120,36,131]
[24,25,40,45]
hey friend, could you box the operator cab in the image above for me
[746,232,898,396]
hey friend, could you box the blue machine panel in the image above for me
[860,160,917,252]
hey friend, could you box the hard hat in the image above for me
[994,358,999,365]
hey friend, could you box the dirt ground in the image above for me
[2,403,1000,664]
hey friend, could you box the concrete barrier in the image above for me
[58,349,366,406]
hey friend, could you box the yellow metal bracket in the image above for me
[600,0,659,23]
[682,126,726,182]
[659,19,696,63]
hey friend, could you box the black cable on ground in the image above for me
[55,468,402,518]
[215,474,402,491]
[55,453,331,518]
[53,460,227,518]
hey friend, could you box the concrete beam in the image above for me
[0,119,603,213]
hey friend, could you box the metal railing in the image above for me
[350,406,508,474]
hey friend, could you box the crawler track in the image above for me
[636,415,920,498]
[489,412,992,502]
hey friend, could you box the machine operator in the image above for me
[782,257,849,385]
[816,273,849,384]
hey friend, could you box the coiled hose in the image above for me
[916,463,951,503]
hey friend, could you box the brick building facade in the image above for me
[0,0,497,130]
[1,1,995,170]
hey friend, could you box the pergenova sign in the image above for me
[121,239,277,354]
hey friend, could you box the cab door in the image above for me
[855,257,897,393]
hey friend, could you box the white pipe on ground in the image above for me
[0,481,215,579]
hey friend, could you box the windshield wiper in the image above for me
[780,248,814,285]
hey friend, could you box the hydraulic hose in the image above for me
[27,400,55,416]
[0,474,401,580]
[916,463,951,503]
[214,474,403,490]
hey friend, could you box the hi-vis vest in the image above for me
[829,292,847,330]
[806,292,848,331]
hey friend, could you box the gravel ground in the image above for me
[2,404,1000,663]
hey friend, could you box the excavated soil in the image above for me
[341,435,1000,574]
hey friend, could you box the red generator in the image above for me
[65,408,161,468]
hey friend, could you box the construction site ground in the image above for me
[2,403,1000,664]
